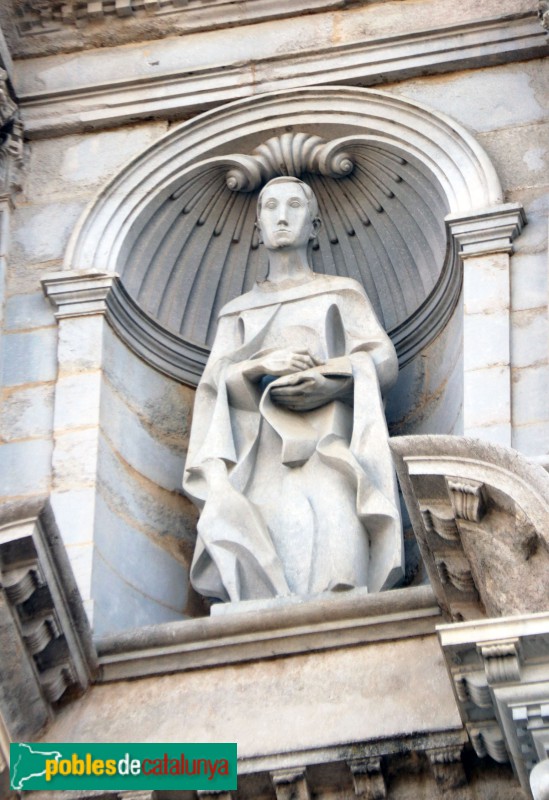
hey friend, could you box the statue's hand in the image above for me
[270,370,352,411]
[245,349,322,381]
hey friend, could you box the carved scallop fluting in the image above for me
[120,139,448,353]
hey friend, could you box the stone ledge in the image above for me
[96,585,441,681]
[17,15,549,138]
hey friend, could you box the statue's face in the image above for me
[258,182,314,251]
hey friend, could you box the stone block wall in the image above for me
[0,3,548,637]
[385,58,549,455]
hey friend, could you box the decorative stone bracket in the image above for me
[390,435,549,622]
[391,433,549,797]
[0,500,97,744]
[438,614,549,797]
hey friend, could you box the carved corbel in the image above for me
[390,435,549,621]
[453,671,492,709]
[427,745,468,794]
[270,767,311,800]
[0,503,97,742]
[118,793,156,800]
[0,68,23,200]
[446,479,486,523]
[439,614,549,795]
[196,793,234,800]
[479,639,521,684]
[468,723,508,764]
[539,2,549,31]
[347,757,387,799]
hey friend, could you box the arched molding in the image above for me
[64,86,506,383]
[390,434,549,621]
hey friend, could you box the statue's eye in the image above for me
[289,199,303,207]
[264,200,277,209]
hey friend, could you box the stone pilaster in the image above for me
[447,203,526,447]
[42,270,115,625]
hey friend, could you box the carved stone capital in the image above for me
[42,270,116,318]
[447,203,527,258]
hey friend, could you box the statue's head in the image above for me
[256,177,320,252]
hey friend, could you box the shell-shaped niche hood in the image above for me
[65,87,503,384]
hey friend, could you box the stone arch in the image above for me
[64,86,504,384]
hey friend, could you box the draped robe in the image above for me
[183,274,404,602]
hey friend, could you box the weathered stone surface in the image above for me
[439,613,549,795]
[57,315,104,373]
[100,379,185,492]
[0,438,52,497]
[512,364,549,427]
[386,59,549,134]
[97,435,197,550]
[511,308,549,369]
[1,328,57,385]
[93,492,189,634]
[11,2,548,137]
[42,631,461,755]
[23,122,169,202]
[9,200,86,266]
[52,427,98,489]
[391,435,549,621]
[0,503,97,744]
[477,121,549,193]
[4,290,55,330]
[0,383,54,441]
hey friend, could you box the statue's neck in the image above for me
[264,248,313,285]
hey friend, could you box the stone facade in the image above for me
[0,0,549,798]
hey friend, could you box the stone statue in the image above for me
[183,176,403,603]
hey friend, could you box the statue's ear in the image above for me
[310,217,322,239]
[254,220,263,244]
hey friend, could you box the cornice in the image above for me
[16,14,549,138]
[438,613,549,795]
[96,585,440,681]
[4,0,347,59]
